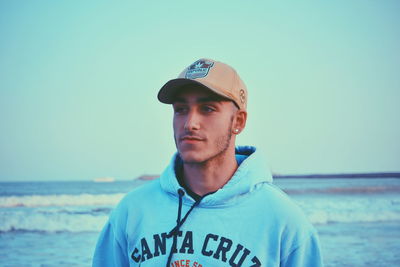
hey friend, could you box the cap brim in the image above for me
[158,78,231,104]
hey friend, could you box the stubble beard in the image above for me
[176,118,234,166]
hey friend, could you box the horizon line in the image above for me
[1,171,400,182]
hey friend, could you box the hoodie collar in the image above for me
[159,146,273,207]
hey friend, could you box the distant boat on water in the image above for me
[137,175,158,181]
[93,177,115,183]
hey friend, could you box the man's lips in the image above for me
[180,136,204,143]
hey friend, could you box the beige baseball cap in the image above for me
[157,58,247,110]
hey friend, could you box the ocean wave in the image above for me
[285,185,400,195]
[0,210,109,233]
[306,210,400,224]
[296,196,400,224]
[1,193,399,233]
[0,193,125,208]
[1,207,399,233]
[36,206,112,215]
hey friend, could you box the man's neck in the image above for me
[182,148,238,197]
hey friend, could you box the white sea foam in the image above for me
[0,210,109,232]
[295,196,400,224]
[0,193,125,232]
[0,193,125,208]
[1,192,400,233]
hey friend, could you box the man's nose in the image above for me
[184,110,200,131]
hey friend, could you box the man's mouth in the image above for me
[180,136,204,143]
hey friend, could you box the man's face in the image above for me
[172,87,237,164]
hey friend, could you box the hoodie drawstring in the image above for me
[165,189,202,267]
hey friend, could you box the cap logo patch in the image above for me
[239,89,246,104]
[185,59,214,79]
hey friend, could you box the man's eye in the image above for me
[174,107,187,114]
[201,106,215,113]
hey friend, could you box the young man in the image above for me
[93,59,323,266]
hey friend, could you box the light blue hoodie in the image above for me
[93,146,323,266]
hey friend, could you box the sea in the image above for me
[1,177,399,267]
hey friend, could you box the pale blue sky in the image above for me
[1,1,399,181]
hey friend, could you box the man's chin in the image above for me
[178,151,205,164]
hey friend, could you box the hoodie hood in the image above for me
[159,146,273,207]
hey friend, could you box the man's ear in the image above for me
[232,109,247,135]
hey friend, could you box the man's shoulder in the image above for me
[256,183,315,229]
[113,179,164,211]
[122,179,162,201]
[255,182,294,204]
